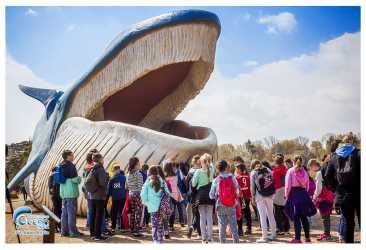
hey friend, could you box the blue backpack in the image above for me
[53,165,66,184]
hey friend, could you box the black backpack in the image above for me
[256,168,275,197]
[48,172,60,197]
[336,149,360,188]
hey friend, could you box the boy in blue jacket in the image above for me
[107,163,127,232]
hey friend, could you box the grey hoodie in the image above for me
[89,163,108,200]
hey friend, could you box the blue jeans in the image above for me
[217,206,239,243]
[86,199,93,228]
[61,198,78,235]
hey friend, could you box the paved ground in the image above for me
[6,197,360,244]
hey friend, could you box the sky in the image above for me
[5,6,361,144]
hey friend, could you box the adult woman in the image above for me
[285,156,316,243]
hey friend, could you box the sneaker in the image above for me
[289,239,302,243]
[165,234,170,239]
[305,238,311,243]
[61,233,69,237]
[238,230,244,237]
[181,223,185,228]
[244,229,252,235]
[317,234,332,241]
[276,230,285,236]
[94,236,108,241]
[268,235,277,241]
[111,229,116,234]
[133,232,143,237]
[187,227,193,239]
[69,232,83,237]
[256,238,268,243]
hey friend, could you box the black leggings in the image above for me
[237,199,252,232]
[274,204,290,232]
[111,199,125,229]
[294,214,309,240]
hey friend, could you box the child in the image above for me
[272,154,290,235]
[141,166,171,243]
[126,157,144,237]
[210,160,240,243]
[250,159,277,243]
[140,164,150,228]
[234,156,252,235]
[285,156,316,243]
[192,154,215,243]
[309,159,335,241]
[107,163,127,233]
[164,162,184,230]
[157,165,172,239]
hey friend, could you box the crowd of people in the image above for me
[47,134,360,243]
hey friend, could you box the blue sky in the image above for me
[5,6,361,143]
[6,6,360,85]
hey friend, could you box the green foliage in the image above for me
[5,141,32,186]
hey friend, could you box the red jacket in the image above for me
[236,173,251,199]
[272,164,287,190]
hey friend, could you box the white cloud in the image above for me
[66,24,76,32]
[6,53,57,143]
[178,32,360,144]
[257,12,297,34]
[24,8,38,17]
[243,60,259,67]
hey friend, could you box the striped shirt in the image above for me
[126,170,144,195]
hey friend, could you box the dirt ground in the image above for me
[6,197,360,244]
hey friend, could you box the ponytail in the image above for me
[148,166,161,192]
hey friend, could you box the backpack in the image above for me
[218,176,236,207]
[159,187,173,216]
[336,149,359,187]
[48,173,60,197]
[84,167,98,193]
[53,165,66,184]
[256,168,275,197]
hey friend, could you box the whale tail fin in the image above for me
[19,85,58,106]
[19,85,63,119]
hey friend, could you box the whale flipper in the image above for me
[7,151,47,190]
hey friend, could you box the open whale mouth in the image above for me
[53,14,220,166]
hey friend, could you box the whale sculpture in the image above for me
[8,9,220,215]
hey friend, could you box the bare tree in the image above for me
[263,136,278,148]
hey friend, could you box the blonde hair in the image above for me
[200,154,210,179]
[201,153,212,164]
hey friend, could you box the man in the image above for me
[59,150,82,237]
[325,134,360,243]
